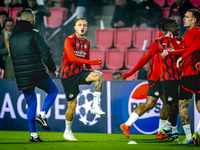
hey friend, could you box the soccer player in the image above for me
[157,20,185,142]
[9,9,59,142]
[161,8,200,145]
[120,19,178,139]
[60,18,105,141]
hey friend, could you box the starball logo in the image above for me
[128,81,163,134]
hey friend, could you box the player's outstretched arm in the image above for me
[181,39,200,60]
[123,41,157,79]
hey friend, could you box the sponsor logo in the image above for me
[76,89,101,126]
[128,81,163,134]
[154,91,159,96]
[69,93,74,99]
[167,96,173,101]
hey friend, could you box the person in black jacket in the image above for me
[9,9,58,142]
[111,0,136,28]
[132,0,163,28]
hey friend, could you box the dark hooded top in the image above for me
[9,20,56,90]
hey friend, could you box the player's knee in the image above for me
[95,71,103,81]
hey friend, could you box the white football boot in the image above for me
[91,106,105,115]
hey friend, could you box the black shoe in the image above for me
[30,136,45,142]
[36,114,51,131]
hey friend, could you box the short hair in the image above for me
[4,18,14,26]
[187,8,200,24]
[74,17,87,25]
[158,18,170,31]
[21,8,34,21]
[113,72,122,76]
[173,12,181,17]
[17,11,22,17]
[163,19,177,32]
[0,10,8,17]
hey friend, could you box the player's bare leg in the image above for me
[160,103,179,140]
[193,99,200,145]
[63,98,78,141]
[157,95,170,139]
[178,99,193,144]
[86,70,105,115]
[121,96,158,138]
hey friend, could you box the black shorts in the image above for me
[61,70,93,101]
[180,75,200,101]
[147,80,163,99]
[161,80,179,105]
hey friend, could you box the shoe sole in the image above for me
[120,125,130,138]
[91,111,105,115]
[63,135,78,141]
[36,119,51,131]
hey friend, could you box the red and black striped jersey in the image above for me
[167,27,200,76]
[60,34,97,78]
[156,36,185,81]
[181,27,200,77]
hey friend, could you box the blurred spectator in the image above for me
[169,0,195,37]
[17,11,22,20]
[19,0,51,34]
[9,0,23,7]
[0,18,14,78]
[63,0,87,19]
[172,12,185,36]
[172,12,182,26]
[169,0,195,19]
[0,1,5,6]
[113,72,122,80]
[0,10,8,33]
[137,61,149,80]
[132,0,163,29]
[111,0,136,28]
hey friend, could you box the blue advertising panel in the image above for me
[0,79,194,134]
[0,79,107,133]
[110,80,194,135]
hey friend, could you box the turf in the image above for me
[0,131,199,150]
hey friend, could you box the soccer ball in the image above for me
[76,89,101,126]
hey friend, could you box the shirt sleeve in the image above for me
[168,48,188,55]
[85,42,92,69]
[65,38,100,65]
[124,41,158,78]
[181,39,200,60]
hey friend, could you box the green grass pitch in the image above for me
[0,131,199,150]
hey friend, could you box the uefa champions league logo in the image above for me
[76,89,101,126]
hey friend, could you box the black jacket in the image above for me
[111,1,137,28]
[169,0,195,19]
[133,0,163,28]
[9,20,56,90]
